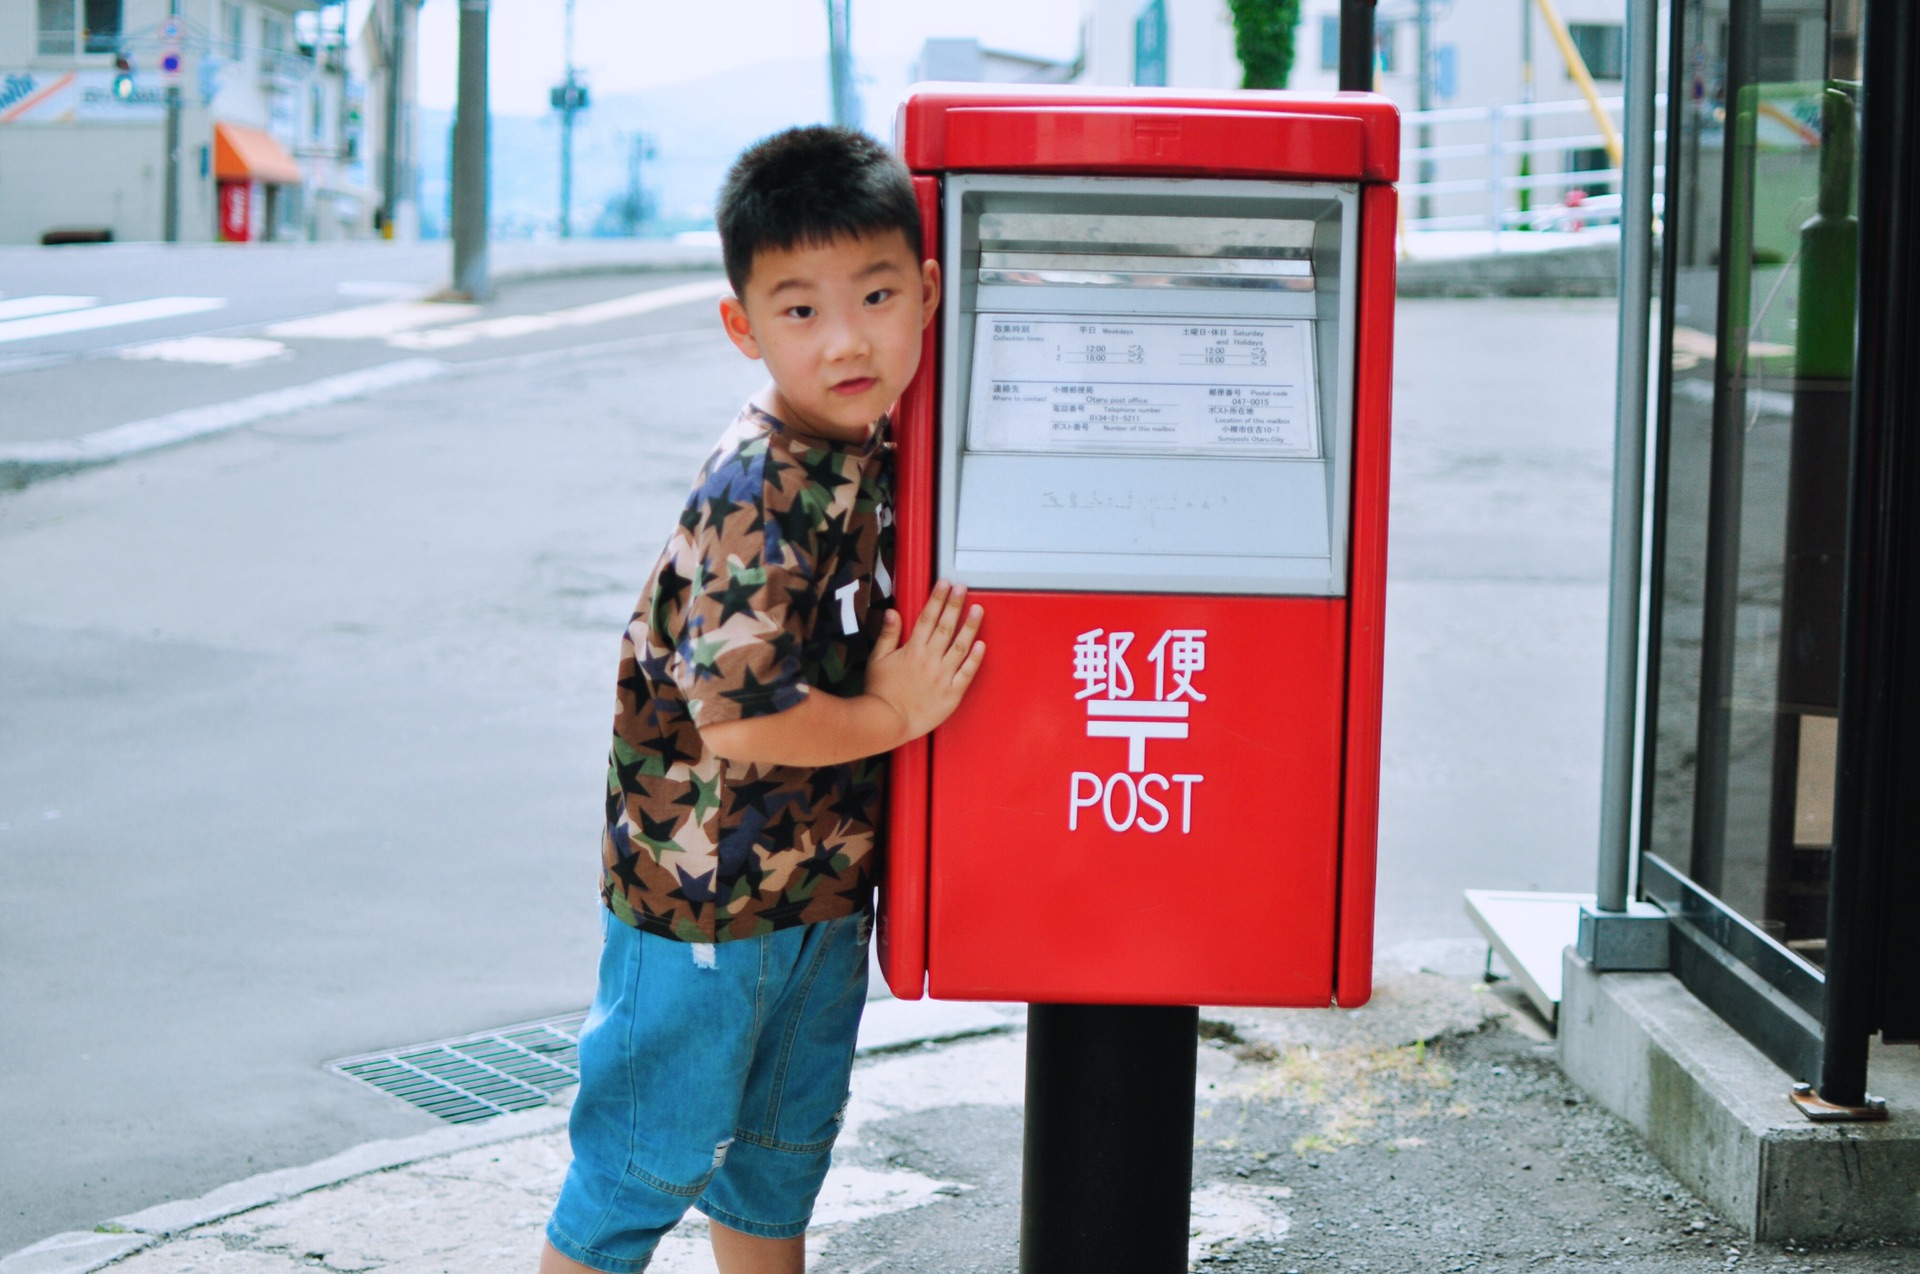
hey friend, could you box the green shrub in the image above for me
[1229,0,1302,89]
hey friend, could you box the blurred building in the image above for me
[913,37,1082,86]
[0,0,417,244]
[1072,0,1638,233]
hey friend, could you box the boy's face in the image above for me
[719,227,940,443]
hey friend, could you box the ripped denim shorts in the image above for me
[545,907,871,1272]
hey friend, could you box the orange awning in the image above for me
[213,122,303,185]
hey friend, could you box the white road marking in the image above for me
[0,358,447,471]
[0,296,225,344]
[387,277,732,350]
[119,336,290,366]
[265,299,479,340]
[0,295,96,322]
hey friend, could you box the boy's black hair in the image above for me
[717,126,922,295]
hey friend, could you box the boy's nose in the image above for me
[824,317,870,361]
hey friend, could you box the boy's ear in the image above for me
[719,295,762,360]
[919,259,941,331]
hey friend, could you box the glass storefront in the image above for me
[1643,0,1864,1059]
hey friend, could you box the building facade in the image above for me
[1074,0,1642,231]
[0,0,414,244]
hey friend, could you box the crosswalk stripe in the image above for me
[0,296,226,344]
[0,295,96,322]
[265,300,480,340]
[387,278,730,350]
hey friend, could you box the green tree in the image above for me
[1228,0,1301,90]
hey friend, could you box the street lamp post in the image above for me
[161,0,182,242]
[552,0,586,239]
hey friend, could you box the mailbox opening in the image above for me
[940,175,1360,597]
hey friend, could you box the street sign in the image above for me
[160,47,184,85]
[159,16,183,42]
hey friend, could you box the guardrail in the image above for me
[1401,95,1666,236]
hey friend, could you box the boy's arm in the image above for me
[699,580,984,768]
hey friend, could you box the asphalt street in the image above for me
[0,267,1617,1253]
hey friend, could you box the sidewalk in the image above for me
[9,948,1906,1274]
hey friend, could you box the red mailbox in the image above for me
[879,86,1399,1009]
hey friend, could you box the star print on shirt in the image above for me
[599,401,894,943]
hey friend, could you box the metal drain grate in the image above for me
[328,1011,588,1124]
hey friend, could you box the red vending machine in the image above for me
[880,85,1399,1011]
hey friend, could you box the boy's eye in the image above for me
[785,305,815,319]
[864,289,893,305]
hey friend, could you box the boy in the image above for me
[541,127,985,1274]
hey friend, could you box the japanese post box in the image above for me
[879,86,1399,1009]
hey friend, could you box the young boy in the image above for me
[541,127,985,1274]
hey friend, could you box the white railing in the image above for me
[1400,96,1665,238]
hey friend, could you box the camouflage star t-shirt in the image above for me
[600,402,894,942]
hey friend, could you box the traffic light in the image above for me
[112,54,134,100]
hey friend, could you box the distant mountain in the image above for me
[417,54,913,239]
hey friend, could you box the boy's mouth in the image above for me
[830,376,878,397]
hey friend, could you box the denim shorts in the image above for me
[545,908,870,1273]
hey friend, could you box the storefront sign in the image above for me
[0,70,167,123]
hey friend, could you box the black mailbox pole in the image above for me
[1338,0,1377,93]
[1020,1004,1199,1273]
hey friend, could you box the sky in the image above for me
[402,0,1088,117]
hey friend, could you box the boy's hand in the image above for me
[865,580,985,743]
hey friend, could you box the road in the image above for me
[0,243,1618,1253]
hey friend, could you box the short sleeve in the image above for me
[665,496,821,727]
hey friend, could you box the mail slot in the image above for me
[879,86,1400,1008]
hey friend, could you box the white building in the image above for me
[1072,0,1638,230]
[0,0,415,244]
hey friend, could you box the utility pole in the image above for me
[1416,0,1434,221]
[381,0,407,237]
[825,0,857,129]
[450,0,490,300]
[551,0,586,238]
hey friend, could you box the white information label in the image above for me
[966,315,1321,458]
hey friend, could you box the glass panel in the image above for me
[36,0,75,57]
[1569,23,1627,81]
[1647,0,1860,970]
[81,0,119,54]
[222,1,246,58]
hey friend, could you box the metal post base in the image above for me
[1020,1004,1198,1274]
[1789,1082,1890,1122]
[1577,902,1671,971]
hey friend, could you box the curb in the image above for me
[1397,241,1620,298]
[489,245,723,287]
[0,1105,572,1274]
[0,358,449,489]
